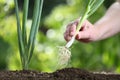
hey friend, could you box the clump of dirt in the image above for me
[52,68,94,80]
[0,68,120,80]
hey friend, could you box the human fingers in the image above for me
[68,24,76,37]
[64,20,78,41]
[64,31,72,41]
[64,24,76,41]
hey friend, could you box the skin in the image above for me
[64,1,120,43]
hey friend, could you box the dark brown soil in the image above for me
[0,68,120,80]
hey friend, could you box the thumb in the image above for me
[76,31,90,40]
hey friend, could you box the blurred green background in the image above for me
[1,0,120,73]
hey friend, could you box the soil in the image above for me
[0,68,120,80]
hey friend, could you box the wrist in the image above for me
[90,26,102,42]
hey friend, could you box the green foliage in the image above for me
[0,37,10,69]
[87,0,104,17]
[0,15,18,70]
[14,0,43,70]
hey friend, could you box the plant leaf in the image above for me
[14,0,25,67]
[28,0,44,63]
[28,0,40,49]
[22,0,29,47]
[88,0,104,17]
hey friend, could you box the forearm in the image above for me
[94,2,120,41]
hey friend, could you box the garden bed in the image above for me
[0,68,120,80]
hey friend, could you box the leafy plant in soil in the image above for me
[57,0,104,69]
[14,0,43,70]
[1,0,120,80]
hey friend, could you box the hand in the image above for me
[64,18,98,43]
